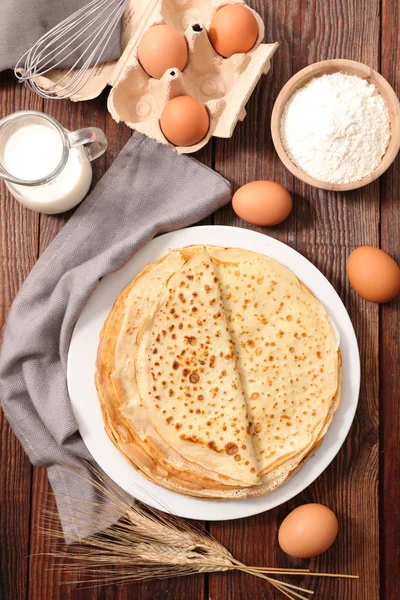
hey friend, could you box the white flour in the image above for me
[280,72,391,184]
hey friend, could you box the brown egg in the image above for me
[347,246,400,303]
[232,180,292,226]
[160,95,210,147]
[278,504,338,559]
[208,5,259,58]
[138,25,188,79]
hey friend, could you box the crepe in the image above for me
[135,249,262,485]
[96,251,257,494]
[96,246,341,499]
[205,247,340,475]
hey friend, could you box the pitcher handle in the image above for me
[68,127,108,161]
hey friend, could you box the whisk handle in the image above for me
[68,128,108,161]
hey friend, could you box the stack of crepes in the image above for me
[96,246,341,499]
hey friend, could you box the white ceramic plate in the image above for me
[68,226,360,521]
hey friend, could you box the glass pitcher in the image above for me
[0,110,107,214]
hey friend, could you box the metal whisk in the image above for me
[14,0,131,100]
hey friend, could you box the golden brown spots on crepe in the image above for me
[189,372,200,384]
[224,442,238,456]
[180,433,198,444]
[207,440,222,453]
[250,392,260,400]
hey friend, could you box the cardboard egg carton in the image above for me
[36,0,278,153]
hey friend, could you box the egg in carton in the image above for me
[108,0,278,153]
[32,0,278,153]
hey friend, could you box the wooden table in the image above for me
[0,1,398,599]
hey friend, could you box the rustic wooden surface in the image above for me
[0,1,398,599]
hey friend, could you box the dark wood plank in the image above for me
[0,72,43,600]
[213,0,295,249]
[291,1,381,597]
[26,90,110,600]
[211,0,381,599]
[380,1,400,598]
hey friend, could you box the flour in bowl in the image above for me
[280,72,391,184]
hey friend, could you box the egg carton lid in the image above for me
[34,0,278,153]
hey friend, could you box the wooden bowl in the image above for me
[271,59,400,191]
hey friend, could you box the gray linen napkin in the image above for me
[0,0,122,72]
[0,132,231,539]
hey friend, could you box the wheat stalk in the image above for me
[39,464,358,599]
